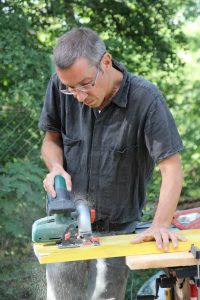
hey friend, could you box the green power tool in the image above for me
[32,175,99,248]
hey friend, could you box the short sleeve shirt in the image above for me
[39,60,183,224]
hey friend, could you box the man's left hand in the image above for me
[131,226,187,252]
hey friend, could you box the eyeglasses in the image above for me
[60,63,101,95]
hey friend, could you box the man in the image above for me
[40,27,185,300]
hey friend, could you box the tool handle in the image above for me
[47,175,76,215]
[54,175,66,189]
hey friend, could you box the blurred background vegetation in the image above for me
[0,0,200,299]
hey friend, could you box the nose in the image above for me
[75,91,88,103]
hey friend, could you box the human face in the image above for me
[57,54,112,108]
[60,64,101,95]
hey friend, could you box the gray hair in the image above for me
[53,27,106,69]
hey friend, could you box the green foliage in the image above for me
[172,20,200,201]
[0,1,50,109]
[0,160,45,251]
[0,107,44,164]
[0,160,46,299]
[0,1,50,164]
[178,79,200,199]
[15,0,187,99]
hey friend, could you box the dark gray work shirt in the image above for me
[39,61,183,227]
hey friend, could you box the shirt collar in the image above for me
[110,60,130,108]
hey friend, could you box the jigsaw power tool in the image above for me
[32,175,99,248]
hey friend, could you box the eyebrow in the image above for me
[78,76,93,85]
[65,76,93,89]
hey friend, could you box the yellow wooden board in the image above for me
[33,229,200,265]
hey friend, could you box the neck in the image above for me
[99,67,123,110]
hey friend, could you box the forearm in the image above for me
[132,153,186,249]
[152,154,183,228]
[41,132,72,193]
[41,133,64,172]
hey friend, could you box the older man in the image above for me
[39,27,184,300]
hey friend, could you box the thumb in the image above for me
[131,235,144,244]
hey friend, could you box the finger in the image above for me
[48,185,57,198]
[131,233,155,244]
[176,234,187,242]
[143,235,155,242]
[153,231,163,250]
[170,233,187,246]
[131,235,146,244]
[169,232,179,248]
[159,231,170,251]
[43,175,56,197]
[131,234,148,244]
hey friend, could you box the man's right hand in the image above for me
[43,165,72,198]
[41,132,72,197]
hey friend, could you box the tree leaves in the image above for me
[0,160,45,242]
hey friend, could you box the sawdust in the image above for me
[31,264,47,300]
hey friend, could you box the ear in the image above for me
[102,52,112,69]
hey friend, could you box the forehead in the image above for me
[56,57,95,86]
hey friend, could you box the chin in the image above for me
[85,98,102,108]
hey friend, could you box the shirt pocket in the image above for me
[62,133,82,174]
[101,144,138,184]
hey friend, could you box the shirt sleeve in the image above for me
[38,73,61,132]
[144,95,184,163]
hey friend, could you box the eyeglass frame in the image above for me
[60,53,105,95]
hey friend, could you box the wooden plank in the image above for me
[33,229,200,265]
[126,252,198,270]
